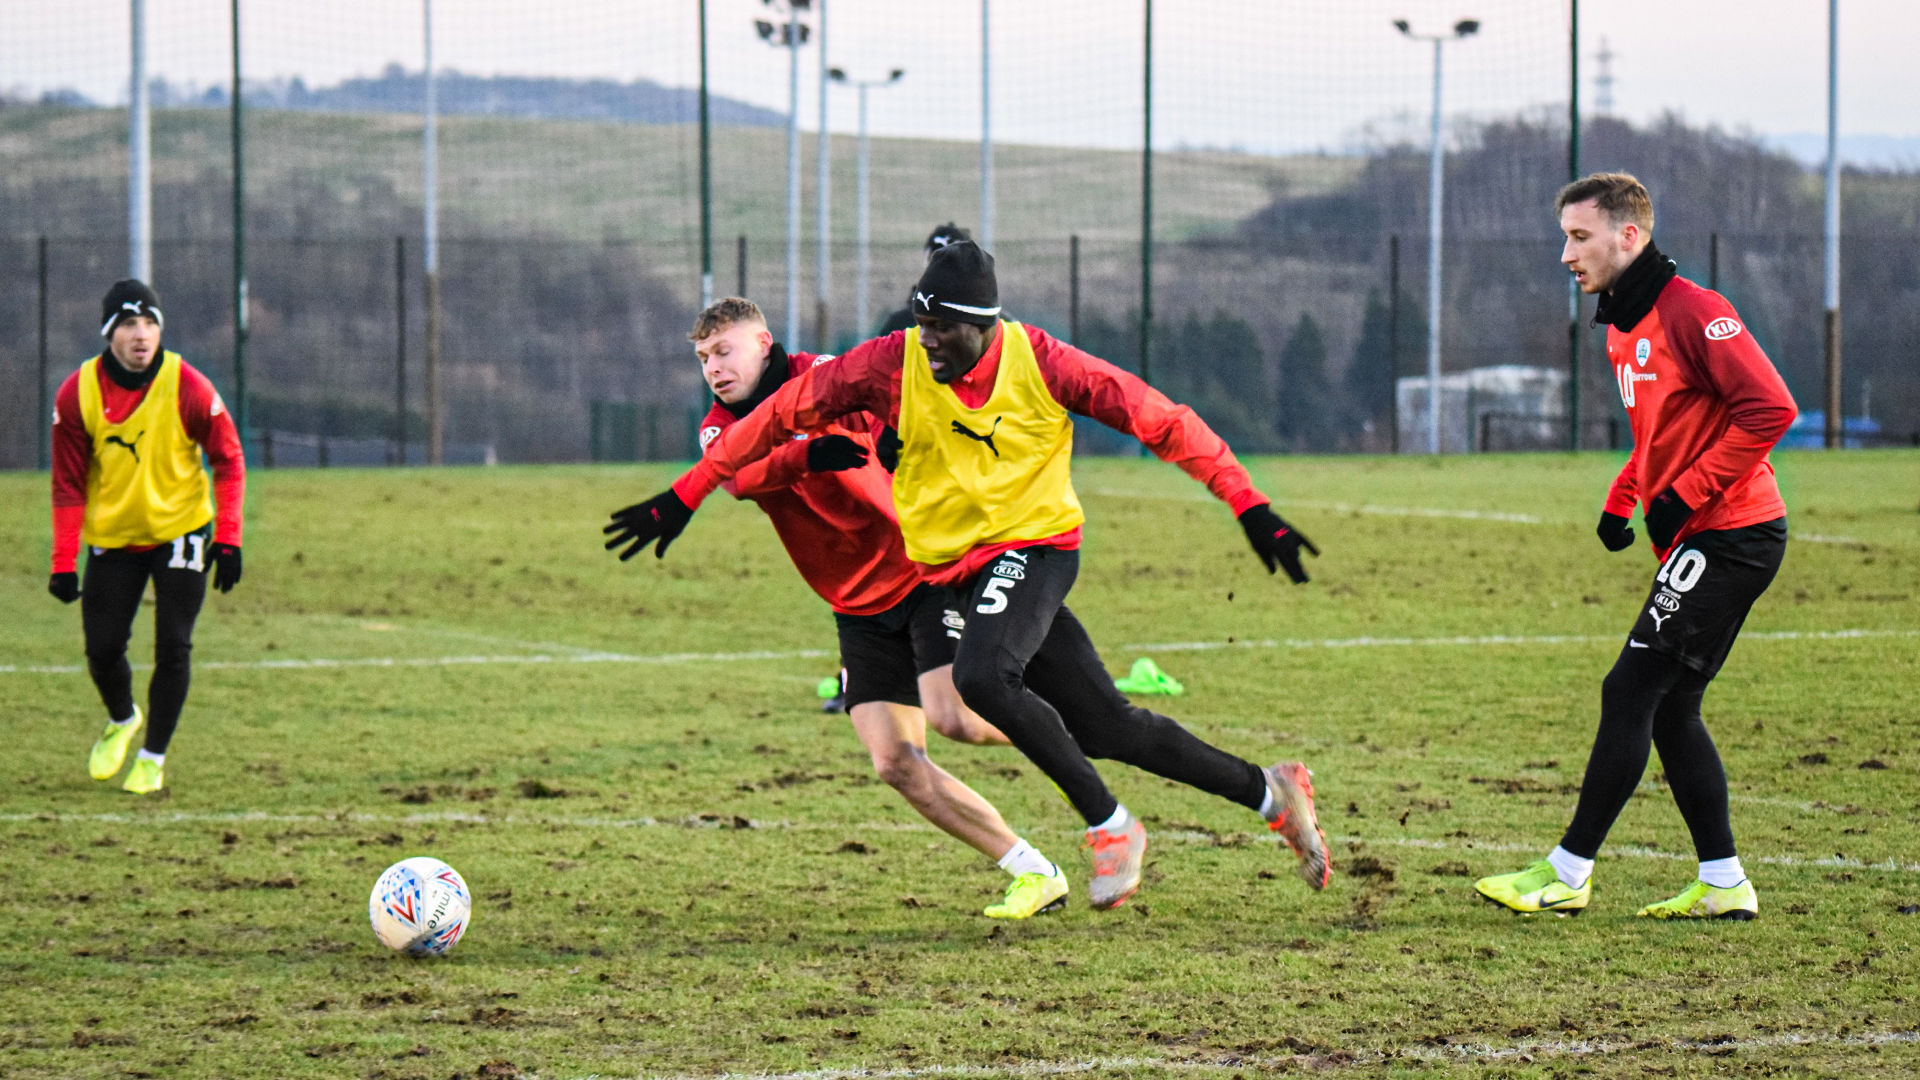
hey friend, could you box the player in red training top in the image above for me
[605,244,1332,911]
[49,279,247,795]
[609,297,1068,919]
[1476,173,1796,921]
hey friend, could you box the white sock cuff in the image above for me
[1698,856,1746,889]
[136,748,164,766]
[1547,845,1594,889]
[998,839,1057,878]
[1257,786,1276,819]
[1090,804,1131,833]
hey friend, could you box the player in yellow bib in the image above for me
[49,280,248,795]
[609,244,1333,910]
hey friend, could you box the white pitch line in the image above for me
[1079,487,1544,523]
[4,628,1912,678]
[6,810,1916,875]
[584,1029,1920,1080]
[1079,488,1885,545]
[1120,627,1920,654]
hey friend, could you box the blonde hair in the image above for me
[689,297,766,342]
[1555,171,1654,235]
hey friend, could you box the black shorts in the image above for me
[832,584,966,710]
[1628,518,1786,678]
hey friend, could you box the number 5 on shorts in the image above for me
[977,577,1015,615]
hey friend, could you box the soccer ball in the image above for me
[368,856,471,956]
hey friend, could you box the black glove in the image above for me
[48,572,80,604]
[805,434,868,472]
[604,489,694,561]
[1596,511,1636,552]
[1643,487,1694,551]
[210,543,243,593]
[1238,504,1320,585]
[875,426,902,473]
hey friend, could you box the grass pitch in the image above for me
[2,451,1917,1079]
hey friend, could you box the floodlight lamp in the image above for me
[790,0,811,9]
[1454,19,1480,37]
[755,20,775,41]
[888,69,905,83]
[1393,19,1411,35]
[829,67,847,81]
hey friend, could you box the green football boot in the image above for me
[1474,859,1590,916]
[1636,879,1758,921]
[88,707,143,781]
[122,756,166,795]
[983,870,1070,919]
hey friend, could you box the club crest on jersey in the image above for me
[699,425,722,450]
[1704,317,1743,341]
[1635,339,1651,367]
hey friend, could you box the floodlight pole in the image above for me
[785,8,803,348]
[1823,0,1842,449]
[230,0,249,441]
[1396,17,1479,454]
[1426,36,1442,454]
[814,1,830,352]
[699,0,712,308]
[1140,0,1153,386]
[1567,0,1580,450]
[979,0,993,251]
[833,68,904,338]
[424,0,444,465]
[129,0,151,282]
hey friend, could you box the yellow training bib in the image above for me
[893,323,1083,565]
[77,352,213,548]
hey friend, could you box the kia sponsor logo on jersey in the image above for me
[993,563,1025,580]
[1704,317,1743,341]
[1653,592,1681,612]
[699,425,721,450]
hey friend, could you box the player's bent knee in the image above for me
[951,659,1021,717]
[869,743,931,792]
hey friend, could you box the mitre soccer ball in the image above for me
[368,857,471,956]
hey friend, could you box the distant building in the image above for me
[1397,366,1569,453]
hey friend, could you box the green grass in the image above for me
[2,451,1917,1080]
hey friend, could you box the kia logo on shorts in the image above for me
[1704,317,1743,341]
[1653,593,1680,611]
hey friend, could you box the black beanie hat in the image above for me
[911,241,1000,328]
[922,222,973,258]
[101,279,164,338]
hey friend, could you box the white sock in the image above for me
[1089,804,1131,834]
[1257,786,1276,819]
[109,713,138,728]
[1547,845,1593,889]
[1698,856,1745,889]
[136,749,164,767]
[996,839,1057,878]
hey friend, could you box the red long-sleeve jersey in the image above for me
[1602,275,1795,556]
[676,324,1269,588]
[694,350,920,617]
[50,355,246,573]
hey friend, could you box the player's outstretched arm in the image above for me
[1237,503,1320,584]
[604,489,695,561]
[1029,325,1321,582]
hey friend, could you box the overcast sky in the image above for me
[6,1,1915,162]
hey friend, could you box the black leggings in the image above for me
[949,546,1268,827]
[1560,642,1733,861]
[81,532,209,755]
